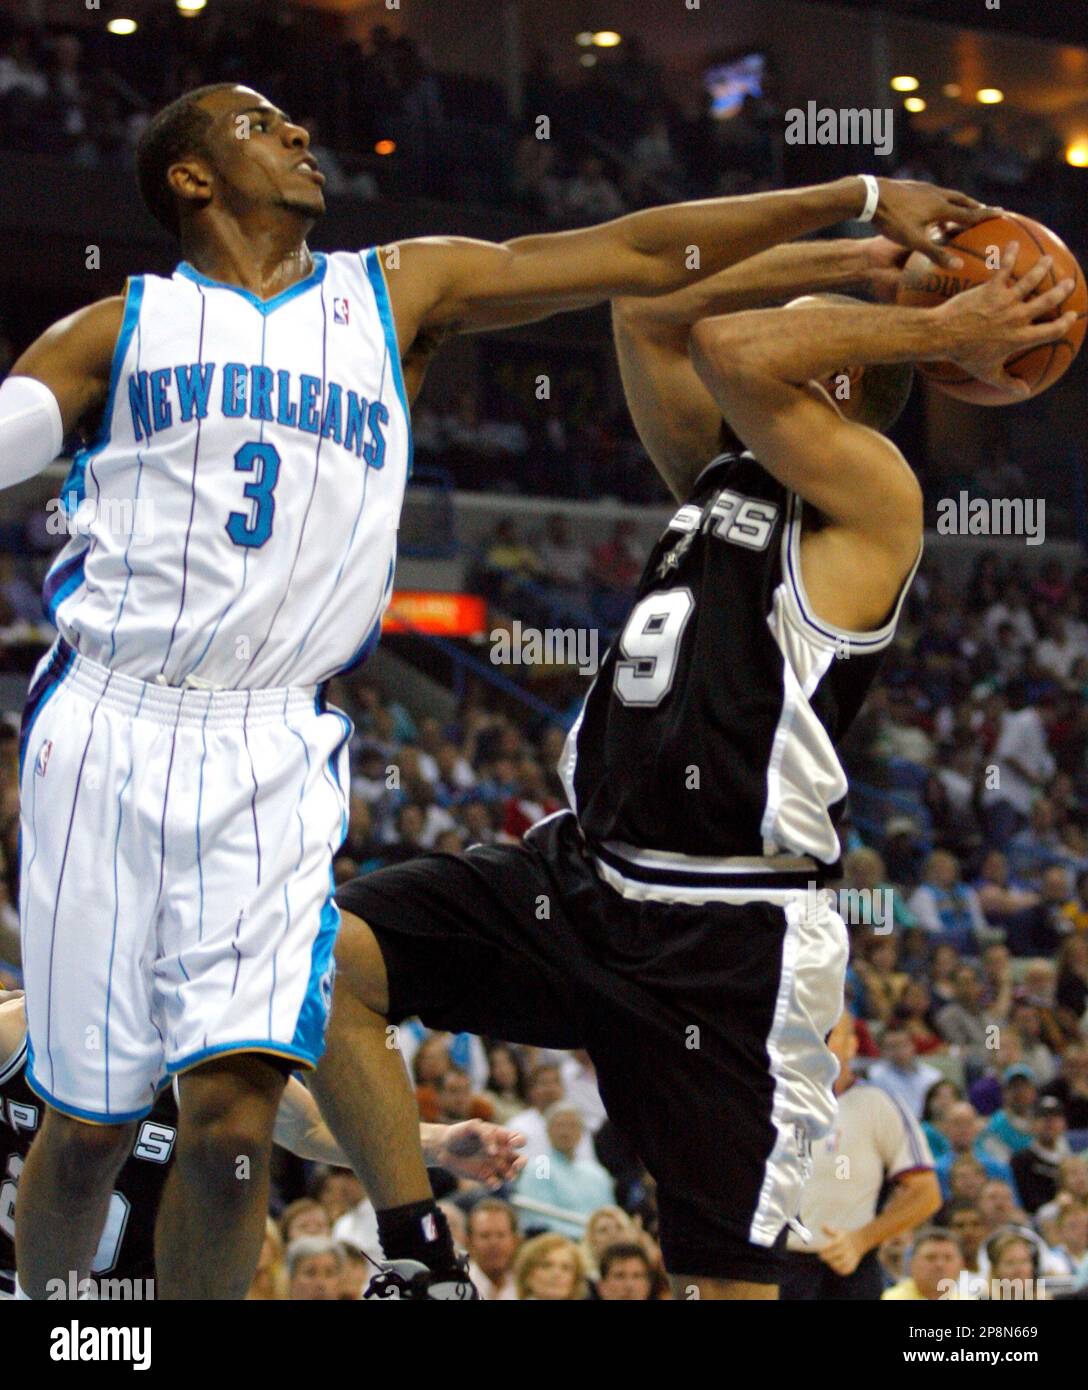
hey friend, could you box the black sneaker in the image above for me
[363,1257,479,1300]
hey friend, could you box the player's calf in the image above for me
[15,1108,137,1299]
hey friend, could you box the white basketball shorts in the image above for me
[17,638,352,1123]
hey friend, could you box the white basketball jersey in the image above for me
[44,248,411,688]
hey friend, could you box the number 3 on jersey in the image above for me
[226,441,281,548]
[613,588,694,707]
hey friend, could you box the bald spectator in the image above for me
[782,1012,941,1300]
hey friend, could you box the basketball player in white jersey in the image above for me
[0,80,987,1299]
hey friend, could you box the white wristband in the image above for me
[0,375,65,488]
[857,174,880,223]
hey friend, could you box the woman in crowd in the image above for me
[515,1233,589,1300]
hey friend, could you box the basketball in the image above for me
[896,213,1087,404]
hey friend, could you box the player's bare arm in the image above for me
[688,244,1076,629]
[382,177,990,354]
[7,297,124,440]
[273,1077,525,1184]
[612,237,906,501]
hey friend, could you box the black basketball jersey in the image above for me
[560,451,919,897]
[0,1034,177,1295]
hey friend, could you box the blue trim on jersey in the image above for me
[58,275,146,518]
[42,552,87,624]
[24,1036,157,1124]
[363,248,414,478]
[175,253,328,316]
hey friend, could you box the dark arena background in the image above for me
[1,0,1088,1358]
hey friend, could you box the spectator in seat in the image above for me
[435,1064,494,1125]
[1056,934,1088,1029]
[1007,798,1064,883]
[908,850,989,955]
[589,519,642,592]
[978,1066,1038,1166]
[562,155,625,224]
[514,1103,614,1237]
[868,1028,944,1119]
[1042,1043,1088,1131]
[483,1043,528,1124]
[979,941,1015,1022]
[1010,1097,1070,1215]
[934,1102,1015,1199]
[985,1232,1042,1300]
[1051,1203,1088,1287]
[286,1237,344,1301]
[514,1233,588,1300]
[1060,868,1088,935]
[508,1063,593,1166]
[596,1242,655,1300]
[881,1229,968,1300]
[946,1202,988,1295]
[974,850,1039,925]
[1007,999,1057,1086]
[980,692,1055,846]
[466,1198,520,1300]
[935,964,993,1073]
[579,1205,639,1282]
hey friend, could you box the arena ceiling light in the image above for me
[106,17,138,34]
[942,83,962,98]
[593,32,623,47]
[904,97,926,112]
[890,75,919,92]
[177,0,208,14]
[575,32,595,46]
[976,88,1004,104]
[1066,141,1088,168]
[374,139,396,156]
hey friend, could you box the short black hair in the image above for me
[805,294,915,433]
[135,84,238,238]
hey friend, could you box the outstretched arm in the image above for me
[688,244,1076,530]
[384,177,989,350]
[612,236,904,499]
[274,1079,525,1186]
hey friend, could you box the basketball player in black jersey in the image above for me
[0,990,522,1298]
[313,238,1075,1299]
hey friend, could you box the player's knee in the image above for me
[40,1109,135,1187]
[175,1105,274,1194]
[332,911,390,1015]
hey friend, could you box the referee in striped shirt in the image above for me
[780,1011,942,1300]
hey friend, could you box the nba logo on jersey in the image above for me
[35,739,53,777]
[333,297,350,326]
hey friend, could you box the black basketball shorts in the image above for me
[335,810,847,1283]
